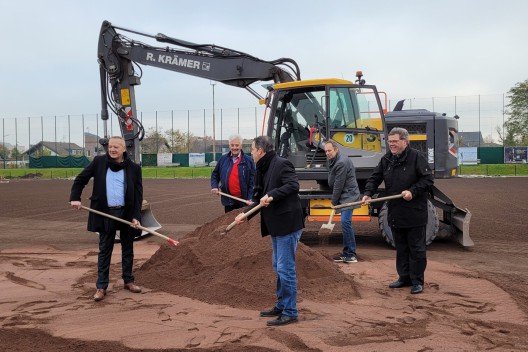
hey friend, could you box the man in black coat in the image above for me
[70,136,143,301]
[235,136,304,326]
[362,128,433,294]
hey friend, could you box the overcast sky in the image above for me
[1,0,527,123]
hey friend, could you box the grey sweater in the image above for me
[328,151,360,209]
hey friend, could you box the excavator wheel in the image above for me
[378,200,439,248]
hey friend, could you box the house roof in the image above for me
[459,132,484,147]
[459,132,484,143]
[84,132,101,139]
[24,141,83,155]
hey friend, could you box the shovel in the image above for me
[332,194,404,210]
[223,197,273,235]
[318,194,404,235]
[216,191,252,205]
[318,209,336,235]
[78,204,179,247]
[332,194,403,209]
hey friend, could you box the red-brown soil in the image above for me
[0,177,527,351]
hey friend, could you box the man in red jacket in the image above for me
[211,134,255,212]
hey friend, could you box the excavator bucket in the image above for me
[430,185,474,247]
[137,201,162,239]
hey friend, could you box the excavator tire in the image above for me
[378,200,439,248]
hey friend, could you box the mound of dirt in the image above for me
[136,210,358,310]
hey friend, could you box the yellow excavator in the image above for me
[97,21,472,247]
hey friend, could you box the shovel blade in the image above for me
[318,223,335,235]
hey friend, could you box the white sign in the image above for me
[343,134,355,144]
[157,153,173,166]
[458,147,478,165]
[189,153,206,167]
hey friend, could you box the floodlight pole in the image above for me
[210,81,216,162]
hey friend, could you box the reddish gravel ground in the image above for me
[0,176,527,351]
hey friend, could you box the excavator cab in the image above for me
[266,78,387,181]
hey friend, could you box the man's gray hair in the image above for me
[253,136,274,153]
[109,136,126,146]
[388,127,410,141]
[325,139,340,150]
[228,134,243,143]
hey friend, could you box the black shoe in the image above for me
[389,279,412,289]
[411,284,424,294]
[267,315,298,326]
[260,306,283,317]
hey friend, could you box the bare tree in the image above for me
[505,79,528,146]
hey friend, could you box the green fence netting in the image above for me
[141,153,225,167]
[29,156,90,168]
[478,147,505,164]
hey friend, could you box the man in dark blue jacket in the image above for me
[362,127,434,294]
[211,134,255,212]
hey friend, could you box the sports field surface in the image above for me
[0,177,527,351]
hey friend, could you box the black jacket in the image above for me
[248,155,304,237]
[364,147,433,228]
[69,154,143,232]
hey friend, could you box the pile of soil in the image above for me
[137,211,358,309]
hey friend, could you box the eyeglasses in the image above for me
[388,139,403,144]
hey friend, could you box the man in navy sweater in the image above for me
[211,134,255,212]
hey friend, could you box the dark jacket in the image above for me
[69,154,143,232]
[364,147,433,228]
[211,151,255,206]
[328,151,360,209]
[248,155,304,237]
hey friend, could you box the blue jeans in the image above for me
[340,209,356,257]
[271,229,303,317]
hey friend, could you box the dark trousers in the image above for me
[392,226,427,285]
[96,208,135,289]
[224,201,246,213]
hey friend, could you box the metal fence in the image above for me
[0,93,510,168]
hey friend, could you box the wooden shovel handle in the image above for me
[78,205,179,246]
[217,191,251,205]
[332,194,404,210]
[224,197,273,233]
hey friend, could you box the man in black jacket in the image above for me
[235,136,304,326]
[70,136,143,301]
[362,128,433,294]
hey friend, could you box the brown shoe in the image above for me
[93,289,106,301]
[124,283,142,293]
